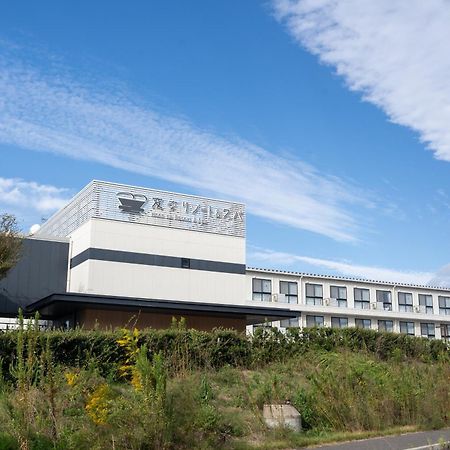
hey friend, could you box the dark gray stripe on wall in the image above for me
[70,248,246,275]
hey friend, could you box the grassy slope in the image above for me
[166,350,449,449]
[0,323,448,449]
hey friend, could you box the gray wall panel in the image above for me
[0,238,69,315]
[70,247,246,275]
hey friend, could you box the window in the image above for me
[420,323,435,339]
[441,324,450,341]
[252,278,271,302]
[438,296,450,315]
[280,317,299,328]
[306,284,323,306]
[280,281,298,304]
[306,315,324,327]
[398,292,413,312]
[400,321,415,336]
[181,258,190,269]
[378,320,394,332]
[419,294,433,314]
[355,318,371,329]
[330,286,347,307]
[331,317,348,328]
[376,290,392,311]
[354,288,370,309]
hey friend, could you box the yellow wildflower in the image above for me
[65,372,78,387]
[85,384,111,425]
[131,368,142,391]
[117,327,140,379]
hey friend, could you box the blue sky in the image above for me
[1,0,450,285]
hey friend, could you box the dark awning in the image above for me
[26,292,300,325]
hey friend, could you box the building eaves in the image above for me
[246,267,450,292]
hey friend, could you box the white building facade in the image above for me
[247,268,450,340]
[2,179,447,338]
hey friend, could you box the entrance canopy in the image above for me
[27,292,300,328]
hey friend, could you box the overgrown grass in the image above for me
[0,321,448,381]
[0,316,447,449]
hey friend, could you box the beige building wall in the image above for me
[68,218,247,306]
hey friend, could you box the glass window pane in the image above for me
[289,282,298,295]
[378,320,393,332]
[281,317,299,328]
[419,294,432,306]
[253,279,262,292]
[400,322,415,335]
[355,288,370,301]
[331,317,348,328]
[356,319,371,329]
[262,280,271,293]
[306,284,315,297]
[314,285,323,297]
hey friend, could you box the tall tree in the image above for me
[0,214,22,281]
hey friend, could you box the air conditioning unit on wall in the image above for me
[271,294,286,303]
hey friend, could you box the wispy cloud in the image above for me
[0,177,70,228]
[0,45,374,242]
[273,0,450,161]
[249,247,441,286]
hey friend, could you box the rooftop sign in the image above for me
[36,181,246,238]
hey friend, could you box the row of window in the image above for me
[278,316,450,339]
[252,279,450,315]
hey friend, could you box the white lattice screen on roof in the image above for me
[36,181,246,238]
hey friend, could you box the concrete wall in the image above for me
[68,218,247,305]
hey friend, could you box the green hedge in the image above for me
[0,326,448,379]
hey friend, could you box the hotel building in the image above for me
[0,180,449,339]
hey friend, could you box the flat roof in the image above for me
[247,267,450,292]
[27,293,300,325]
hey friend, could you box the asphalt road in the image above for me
[303,428,450,450]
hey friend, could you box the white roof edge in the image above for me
[246,266,450,292]
[26,235,70,243]
[90,179,246,206]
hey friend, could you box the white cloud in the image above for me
[249,247,442,286]
[0,47,375,242]
[0,177,70,215]
[273,0,450,161]
[429,264,450,287]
